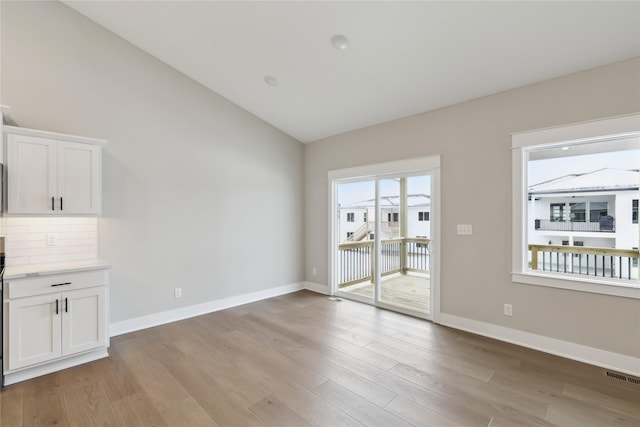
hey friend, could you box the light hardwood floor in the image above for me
[1,290,638,426]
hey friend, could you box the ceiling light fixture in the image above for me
[264,75,278,87]
[561,146,570,151]
[330,34,350,50]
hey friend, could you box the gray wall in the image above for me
[1,1,305,323]
[305,58,640,358]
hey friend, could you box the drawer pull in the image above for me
[51,196,55,211]
[51,282,72,287]
[65,297,69,313]
[55,299,59,315]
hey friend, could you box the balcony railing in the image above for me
[534,219,615,233]
[528,244,639,280]
[337,237,430,288]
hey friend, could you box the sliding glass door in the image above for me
[331,162,438,320]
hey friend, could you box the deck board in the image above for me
[341,273,430,312]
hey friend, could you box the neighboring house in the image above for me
[339,194,430,242]
[528,168,639,277]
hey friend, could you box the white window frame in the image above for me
[512,114,640,299]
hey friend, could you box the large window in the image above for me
[512,114,640,299]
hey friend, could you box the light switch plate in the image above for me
[457,224,473,235]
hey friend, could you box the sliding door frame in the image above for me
[328,155,441,323]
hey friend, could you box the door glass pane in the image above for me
[336,180,375,301]
[379,175,431,314]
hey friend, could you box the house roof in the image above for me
[340,194,430,209]
[529,168,639,195]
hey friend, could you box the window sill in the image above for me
[512,271,640,299]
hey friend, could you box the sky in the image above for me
[337,175,430,206]
[528,149,639,186]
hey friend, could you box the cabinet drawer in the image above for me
[7,270,107,299]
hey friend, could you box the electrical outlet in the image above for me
[457,224,473,235]
[504,303,513,316]
[312,268,317,276]
[174,288,182,298]
[47,233,58,246]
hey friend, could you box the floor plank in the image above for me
[0,384,23,426]
[62,378,121,427]
[249,395,315,427]
[385,395,464,427]
[21,373,71,427]
[313,380,412,427]
[111,391,168,427]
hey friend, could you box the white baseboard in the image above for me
[440,313,640,377]
[109,282,305,337]
[304,281,330,295]
[4,348,109,386]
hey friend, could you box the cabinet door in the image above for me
[7,134,57,214]
[57,141,101,214]
[8,294,62,370]
[61,287,106,356]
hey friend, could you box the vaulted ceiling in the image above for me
[63,1,640,142]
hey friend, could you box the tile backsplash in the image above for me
[0,217,98,266]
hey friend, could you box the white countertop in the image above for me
[3,259,112,280]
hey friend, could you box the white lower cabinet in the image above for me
[62,287,106,356]
[8,293,62,369]
[4,268,109,384]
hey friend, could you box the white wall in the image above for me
[1,1,305,324]
[305,58,640,359]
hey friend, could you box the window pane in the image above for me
[526,140,639,282]
[550,203,565,222]
[570,203,586,222]
[589,202,608,222]
[337,181,374,243]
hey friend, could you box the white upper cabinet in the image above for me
[56,141,101,214]
[5,127,105,215]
